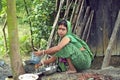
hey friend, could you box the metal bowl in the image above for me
[43,65,58,75]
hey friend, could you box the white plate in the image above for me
[18,73,38,80]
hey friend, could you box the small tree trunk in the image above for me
[7,0,25,79]
[101,11,120,69]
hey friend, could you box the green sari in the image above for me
[54,21,94,71]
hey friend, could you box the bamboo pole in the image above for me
[81,12,91,40]
[55,0,58,11]
[76,8,85,36]
[72,0,82,31]
[101,11,120,69]
[70,0,78,22]
[86,10,94,42]
[82,9,93,40]
[66,0,69,8]
[47,0,64,49]
[76,6,90,36]
[63,0,73,19]
[42,0,65,61]
[73,0,84,33]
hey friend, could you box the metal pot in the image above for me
[42,65,58,75]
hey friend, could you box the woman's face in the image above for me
[57,24,67,37]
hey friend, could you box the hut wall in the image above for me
[86,0,120,56]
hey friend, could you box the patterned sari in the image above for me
[54,21,93,71]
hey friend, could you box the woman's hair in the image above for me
[58,20,67,28]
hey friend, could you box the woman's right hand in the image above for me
[35,61,44,69]
[35,63,42,69]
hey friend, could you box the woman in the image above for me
[34,20,93,73]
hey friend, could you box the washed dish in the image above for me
[43,65,57,75]
[18,73,38,80]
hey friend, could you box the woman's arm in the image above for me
[43,56,57,65]
[45,36,70,54]
[35,56,57,68]
[34,37,70,56]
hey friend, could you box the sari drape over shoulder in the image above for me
[54,21,93,71]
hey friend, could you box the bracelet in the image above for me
[42,50,45,55]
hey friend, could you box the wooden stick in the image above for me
[66,0,69,8]
[101,11,120,69]
[72,0,82,31]
[70,0,78,22]
[78,6,90,37]
[42,0,65,61]
[55,0,58,11]
[47,0,64,49]
[86,10,94,42]
[81,9,91,40]
[73,0,84,33]
[76,9,85,36]
[63,0,73,19]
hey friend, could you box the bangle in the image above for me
[42,50,45,55]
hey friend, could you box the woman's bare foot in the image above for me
[66,68,77,74]
[66,58,77,74]
[66,69,77,74]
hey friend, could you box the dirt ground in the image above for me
[40,68,120,80]
[0,55,120,80]
[40,56,120,80]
